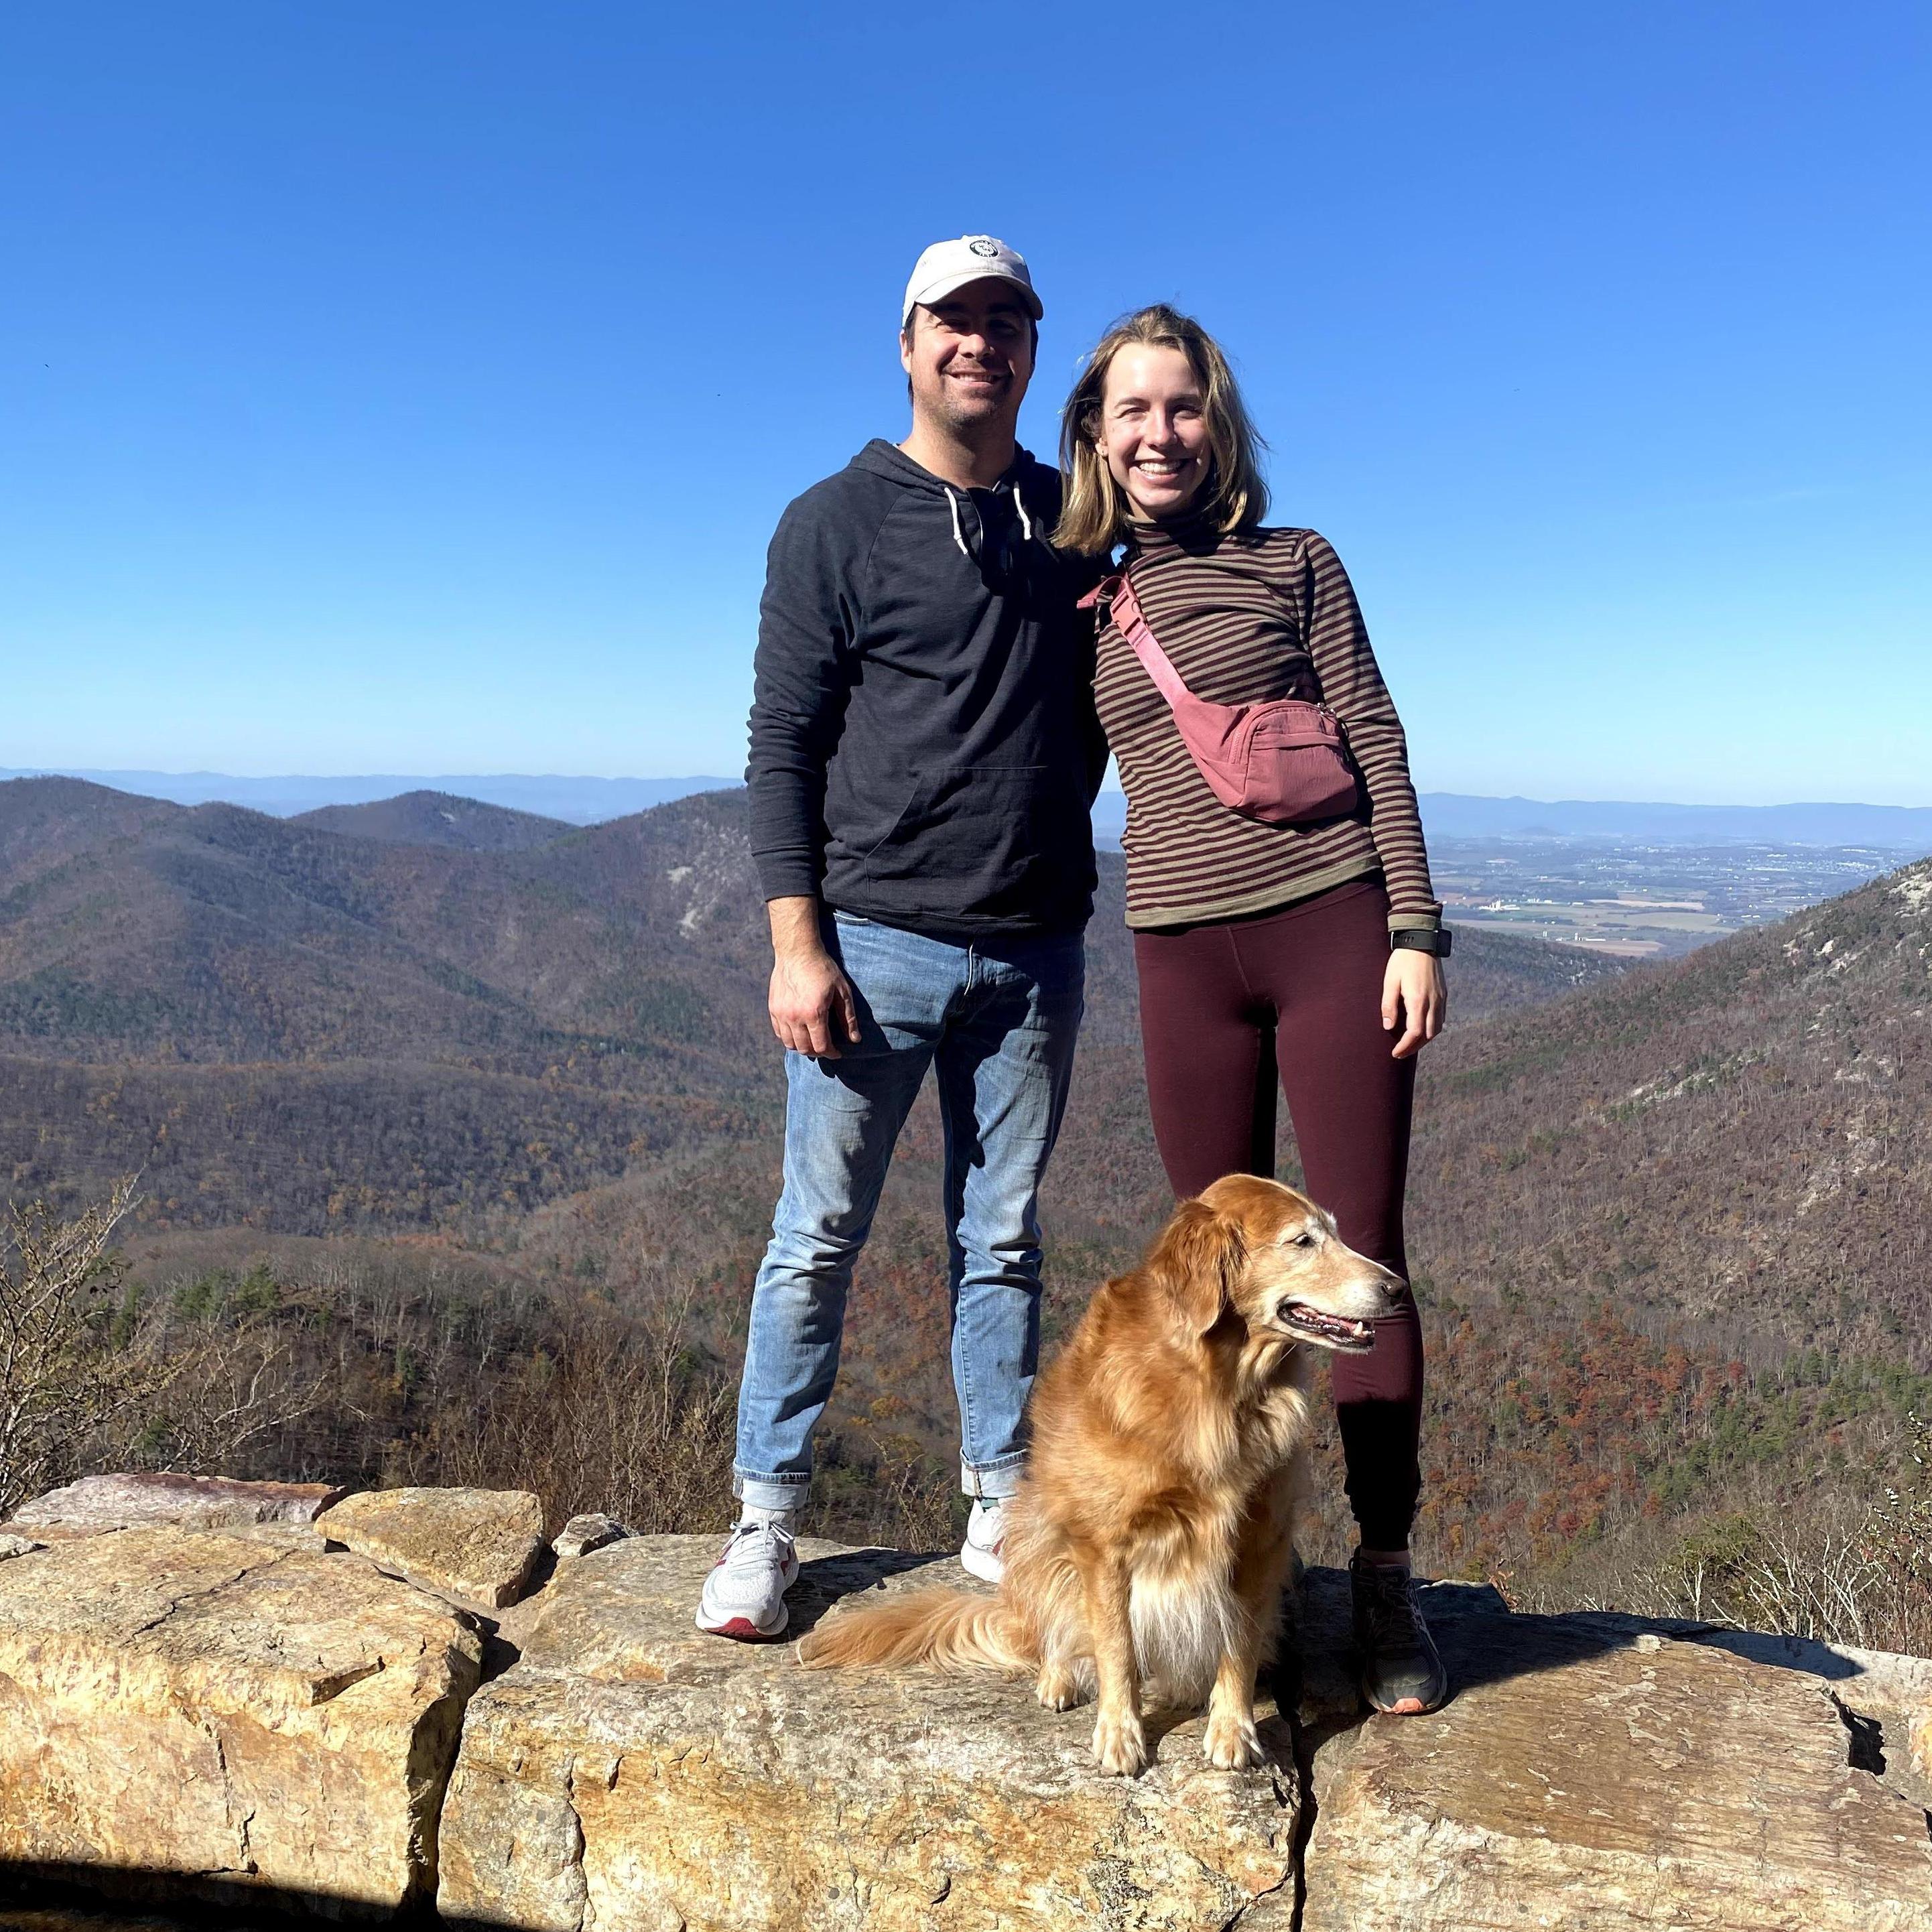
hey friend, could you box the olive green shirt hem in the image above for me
[1123,855,1443,932]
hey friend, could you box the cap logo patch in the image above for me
[968,238,999,257]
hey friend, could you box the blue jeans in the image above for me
[732,913,1084,1510]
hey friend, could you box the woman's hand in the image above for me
[1382,949,1446,1059]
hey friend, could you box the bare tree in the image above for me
[391,1283,736,1533]
[0,1181,334,1517]
[0,1180,174,1516]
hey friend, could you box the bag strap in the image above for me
[1078,568,1197,710]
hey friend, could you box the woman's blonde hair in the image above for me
[1054,304,1269,556]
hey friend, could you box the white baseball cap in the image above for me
[901,235,1043,328]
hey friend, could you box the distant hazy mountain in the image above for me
[1416,793,1932,848]
[1094,791,1932,852]
[293,790,572,852]
[0,769,735,822]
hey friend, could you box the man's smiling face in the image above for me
[900,278,1036,436]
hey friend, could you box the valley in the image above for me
[1431,834,1919,956]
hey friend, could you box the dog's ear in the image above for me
[1148,1198,1246,1337]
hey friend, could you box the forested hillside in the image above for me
[0,776,1614,1228]
[1411,858,1932,1366]
[290,789,573,850]
[1384,857,1932,1618]
[0,779,779,1222]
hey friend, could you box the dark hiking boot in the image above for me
[1350,1550,1449,1715]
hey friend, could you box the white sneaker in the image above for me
[695,1519,800,1640]
[960,1497,1007,1585]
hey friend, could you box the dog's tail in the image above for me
[797,1587,1034,1673]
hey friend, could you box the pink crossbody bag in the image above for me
[1082,569,1362,826]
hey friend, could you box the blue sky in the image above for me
[3,3,1927,802]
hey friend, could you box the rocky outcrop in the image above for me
[550,1511,628,1561]
[436,1537,1301,1932]
[1909,1690,1932,1805]
[1293,1571,1932,1932]
[317,1486,545,1612]
[0,1524,481,1919]
[9,1473,345,1537]
[1565,1614,1932,1811]
[1,1499,1927,1929]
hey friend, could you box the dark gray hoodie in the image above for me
[746,439,1106,939]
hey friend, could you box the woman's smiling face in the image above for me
[1096,343,1211,523]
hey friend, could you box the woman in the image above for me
[1057,306,1450,1715]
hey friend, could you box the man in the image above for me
[698,236,1104,1639]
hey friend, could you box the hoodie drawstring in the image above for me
[944,476,1033,560]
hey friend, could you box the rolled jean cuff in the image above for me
[733,1469,810,1512]
[961,1454,1027,1500]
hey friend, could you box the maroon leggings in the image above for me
[1134,877,1423,1550]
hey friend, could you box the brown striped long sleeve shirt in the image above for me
[1094,517,1439,930]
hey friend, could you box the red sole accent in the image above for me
[704,1616,786,1641]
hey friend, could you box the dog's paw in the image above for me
[1037,1663,1082,1712]
[1091,1710,1148,1778]
[1202,1707,1265,1770]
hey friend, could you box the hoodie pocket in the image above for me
[862,764,1087,914]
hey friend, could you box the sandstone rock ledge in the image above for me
[318,1486,547,1614]
[3,1506,1929,1931]
[9,1473,345,1538]
[436,1537,1300,1932]
[1293,1571,1932,1932]
[0,1525,482,1919]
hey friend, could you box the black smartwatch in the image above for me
[1391,927,1452,958]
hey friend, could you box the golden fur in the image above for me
[797,1175,1400,1775]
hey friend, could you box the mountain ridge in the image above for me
[1417,793,1932,847]
[0,769,736,822]
[9,771,1931,847]
[1408,851,1932,1364]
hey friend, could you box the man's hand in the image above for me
[1381,948,1447,1060]
[767,896,860,1058]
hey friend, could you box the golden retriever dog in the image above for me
[797,1174,1400,1777]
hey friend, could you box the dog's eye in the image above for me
[1289,1231,1315,1248]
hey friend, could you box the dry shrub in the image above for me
[810,1394,962,1552]
[0,1181,164,1515]
[1852,1412,1932,1655]
[393,1286,736,1533]
[131,1324,330,1482]
[1544,1419,1932,1655]
[387,1298,963,1549]
[0,1182,326,1516]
